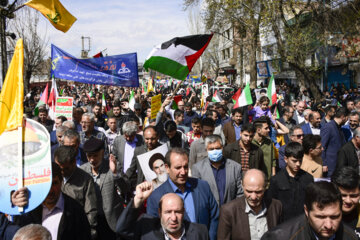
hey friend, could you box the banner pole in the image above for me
[17,124,23,212]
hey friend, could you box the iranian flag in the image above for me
[267,74,277,105]
[233,83,253,108]
[102,93,106,108]
[144,34,213,80]
[34,83,49,116]
[48,77,58,120]
[232,88,241,104]
[212,90,221,102]
[129,90,135,111]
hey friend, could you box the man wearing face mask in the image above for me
[191,135,243,206]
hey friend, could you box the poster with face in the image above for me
[137,144,169,187]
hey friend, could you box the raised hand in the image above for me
[134,181,154,208]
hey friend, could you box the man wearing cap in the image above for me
[80,138,127,240]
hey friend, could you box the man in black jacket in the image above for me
[262,181,357,240]
[267,142,314,221]
[336,127,360,174]
[116,181,208,240]
[332,167,360,237]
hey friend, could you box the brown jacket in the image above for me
[223,141,267,177]
[217,195,282,240]
[223,120,237,145]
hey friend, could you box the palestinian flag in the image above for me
[48,77,58,120]
[34,83,48,116]
[267,74,277,105]
[144,34,213,80]
[234,83,252,108]
[232,88,241,104]
[88,90,93,99]
[172,95,183,110]
[129,90,135,111]
[212,90,221,102]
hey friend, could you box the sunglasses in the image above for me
[293,134,304,138]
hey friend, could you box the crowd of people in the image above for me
[3,80,360,240]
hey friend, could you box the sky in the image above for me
[33,0,192,63]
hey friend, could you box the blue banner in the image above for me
[51,44,139,87]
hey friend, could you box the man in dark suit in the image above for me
[301,111,321,135]
[116,182,209,240]
[321,107,348,177]
[278,105,296,144]
[192,134,243,206]
[262,181,357,239]
[80,138,127,240]
[336,127,360,174]
[62,129,87,166]
[146,148,219,240]
[126,125,161,188]
[342,111,360,142]
[217,169,282,240]
[223,123,266,175]
[278,126,304,169]
[15,162,91,240]
[320,105,336,127]
[110,121,144,175]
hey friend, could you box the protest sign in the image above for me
[55,97,73,121]
[137,144,168,182]
[151,94,162,119]
[0,118,52,214]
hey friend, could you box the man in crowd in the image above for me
[336,127,360,174]
[217,169,282,239]
[105,117,118,153]
[79,113,108,155]
[301,134,323,178]
[189,118,216,169]
[63,129,87,166]
[54,146,98,239]
[50,116,67,145]
[321,107,348,177]
[116,182,208,239]
[332,167,360,237]
[72,107,84,132]
[80,138,126,240]
[192,134,243,206]
[146,148,219,240]
[293,101,306,125]
[346,99,355,112]
[223,123,266,175]
[252,117,276,179]
[51,126,68,161]
[278,105,296,144]
[223,107,243,145]
[92,104,106,129]
[320,105,336,126]
[342,111,360,142]
[186,117,202,147]
[301,111,321,135]
[126,126,161,187]
[15,162,91,240]
[262,181,357,239]
[267,142,314,221]
[183,102,199,130]
[38,108,54,133]
[278,126,304,169]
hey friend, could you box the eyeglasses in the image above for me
[293,134,304,138]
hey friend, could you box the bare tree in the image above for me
[8,6,49,93]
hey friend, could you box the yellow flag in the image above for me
[25,0,77,33]
[0,39,24,135]
[147,78,154,93]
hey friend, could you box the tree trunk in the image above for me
[24,70,31,94]
[249,36,258,88]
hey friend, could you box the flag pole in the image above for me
[171,80,182,96]
[17,119,24,212]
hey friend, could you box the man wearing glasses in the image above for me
[278,106,296,144]
[278,126,304,169]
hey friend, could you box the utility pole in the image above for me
[81,36,91,59]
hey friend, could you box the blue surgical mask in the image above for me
[208,149,223,162]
